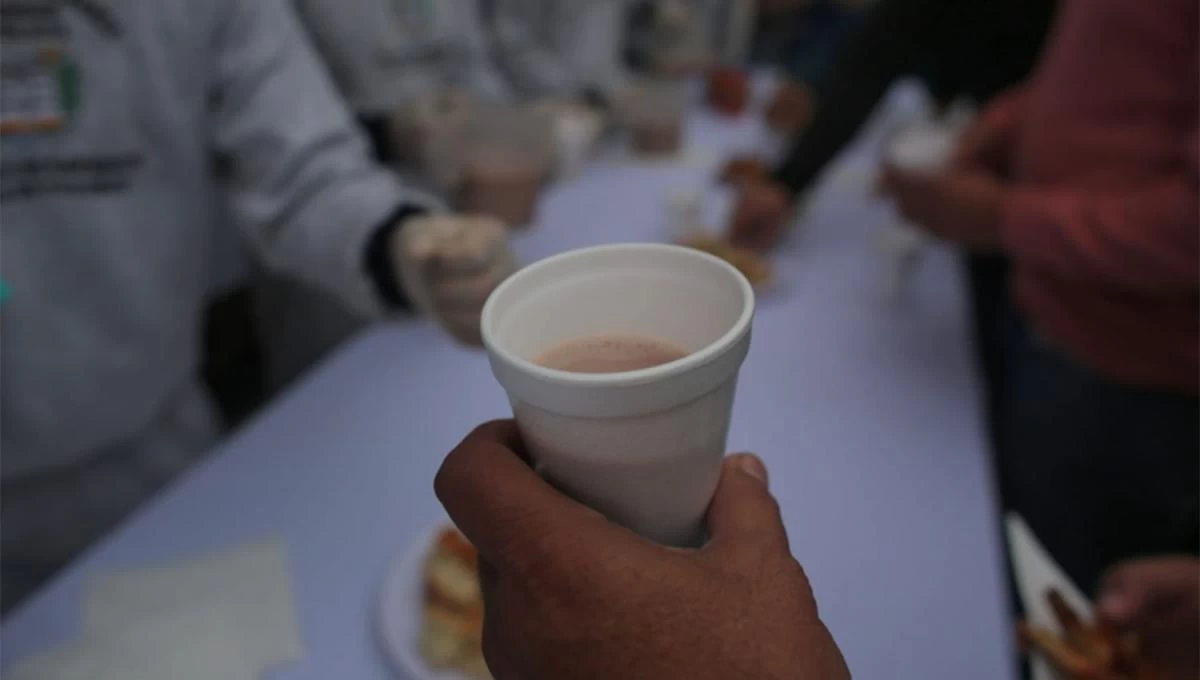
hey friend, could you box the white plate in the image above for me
[377,523,478,680]
[1006,513,1093,680]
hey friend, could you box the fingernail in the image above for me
[730,454,768,486]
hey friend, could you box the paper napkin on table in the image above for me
[6,605,257,680]
[81,539,302,673]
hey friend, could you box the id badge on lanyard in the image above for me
[1,39,79,136]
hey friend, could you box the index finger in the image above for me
[433,420,618,572]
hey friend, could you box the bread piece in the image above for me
[420,527,490,678]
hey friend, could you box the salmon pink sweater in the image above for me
[1001,0,1198,393]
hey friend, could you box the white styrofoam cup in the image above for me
[481,244,755,546]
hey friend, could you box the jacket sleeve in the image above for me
[773,0,951,195]
[206,0,438,316]
[1002,125,1199,292]
[568,0,634,100]
[489,0,579,97]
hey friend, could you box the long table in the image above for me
[1,89,1017,679]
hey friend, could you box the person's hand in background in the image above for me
[879,165,1007,252]
[434,420,850,680]
[392,215,516,346]
[728,179,796,251]
[950,87,1026,176]
[766,80,815,135]
[1098,556,1200,680]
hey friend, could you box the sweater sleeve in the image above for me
[773,0,950,195]
[1001,125,1199,292]
[489,0,578,98]
[207,0,439,317]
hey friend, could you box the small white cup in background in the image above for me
[481,244,755,546]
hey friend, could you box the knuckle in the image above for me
[433,444,469,502]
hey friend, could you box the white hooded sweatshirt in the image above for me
[0,0,428,572]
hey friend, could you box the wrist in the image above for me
[364,204,427,311]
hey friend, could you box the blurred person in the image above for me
[0,0,513,612]
[729,0,1057,445]
[294,0,512,162]
[485,0,633,105]
[434,420,851,679]
[883,0,1198,594]
[1098,556,1200,680]
[751,0,870,89]
[270,1,517,391]
[625,0,715,76]
[730,0,1059,253]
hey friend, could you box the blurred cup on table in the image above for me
[876,109,975,299]
[481,244,755,547]
[615,80,687,156]
[459,105,554,228]
[389,89,477,192]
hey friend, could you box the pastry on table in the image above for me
[707,66,750,116]
[766,80,813,135]
[420,527,490,679]
[676,232,773,289]
[718,155,771,187]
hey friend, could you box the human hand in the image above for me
[949,91,1022,175]
[434,420,850,680]
[766,80,814,134]
[1098,556,1200,680]
[879,165,1007,252]
[728,179,796,251]
[391,215,515,346]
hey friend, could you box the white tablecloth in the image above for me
[1,93,1016,680]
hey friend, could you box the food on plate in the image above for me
[766,80,813,134]
[719,156,771,187]
[707,66,751,116]
[677,233,772,288]
[420,527,490,679]
[1018,589,1151,680]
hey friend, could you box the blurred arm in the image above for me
[568,0,635,101]
[488,0,579,98]
[454,0,518,100]
[207,0,437,314]
[1002,125,1199,291]
[773,0,949,195]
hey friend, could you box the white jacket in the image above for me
[0,0,428,479]
[488,0,632,99]
[294,0,513,115]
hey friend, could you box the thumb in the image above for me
[1097,563,1150,625]
[704,454,790,555]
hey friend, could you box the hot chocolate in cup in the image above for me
[481,244,755,546]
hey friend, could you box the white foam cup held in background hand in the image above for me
[481,244,755,546]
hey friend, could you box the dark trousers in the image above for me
[995,313,1199,597]
[967,253,1011,442]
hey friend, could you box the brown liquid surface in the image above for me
[534,335,688,374]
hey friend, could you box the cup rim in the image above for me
[481,243,755,388]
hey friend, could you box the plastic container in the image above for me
[616,80,687,156]
[458,105,554,228]
[390,90,476,191]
